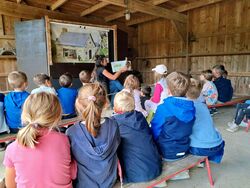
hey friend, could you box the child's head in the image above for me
[186,78,202,100]
[212,65,224,78]
[59,72,73,88]
[8,71,28,90]
[79,70,91,84]
[167,72,190,97]
[200,69,213,81]
[95,55,108,67]
[152,64,168,81]
[33,73,52,87]
[114,91,135,113]
[124,75,140,90]
[76,83,107,137]
[17,92,62,148]
[223,70,228,79]
[141,85,151,97]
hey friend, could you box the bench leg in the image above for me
[205,158,214,187]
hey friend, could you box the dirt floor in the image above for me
[0,107,249,188]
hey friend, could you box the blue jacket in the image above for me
[57,87,78,115]
[190,100,223,148]
[213,76,233,102]
[112,111,161,183]
[66,118,120,188]
[4,91,29,129]
[151,97,195,160]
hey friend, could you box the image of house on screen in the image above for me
[53,32,99,63]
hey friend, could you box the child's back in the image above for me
[187,78,225,163]
[66,118,120,188]
[4,130,76,187]
[66,83,120,188]
[151,97,195,160]
[113,110,161,183]
[151,72,195,160]
[4,91,29,130]
[57,73,78,115]
[3,92,76,188]
[58,87,77,115]
[190,101,223,148]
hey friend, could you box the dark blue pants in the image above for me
[109,80,124,107]
[189,141,225,164]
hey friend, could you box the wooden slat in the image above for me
[50,0,68,11]
[105,0,171,22]
[80,2,109,17]
[17,0,22,3]
[172,20,187,42]
[127,0,225,25]
[0,15,4,35]
[101,0,187,23]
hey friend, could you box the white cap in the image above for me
[152,64,168,74]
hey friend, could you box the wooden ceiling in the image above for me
[1,0,224,30]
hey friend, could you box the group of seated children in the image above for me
[1,70,93,134]
[2,67,225,188]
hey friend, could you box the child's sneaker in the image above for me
[170,170,190,181]
[227,121,235,127]
[196,162,205,168]
[226,122,239,133]
[239,121,248,127]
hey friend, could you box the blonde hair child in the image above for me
[123,75,148,117]
[3,92,76,188]
[145,64,168,113]
[66,83,120,188]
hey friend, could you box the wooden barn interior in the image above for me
[0,0,249,95]
[1,1,250,188]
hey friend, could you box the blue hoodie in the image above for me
[66,118,120,188]
[190,100,223,148]
[4,91,29,129]
[112,111,161,183]
[213,76,233,102]
[151,96,195,160]
[57,87,78,115]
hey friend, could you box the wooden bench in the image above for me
[115,155,214,188]
[208,96,250,109]
[0,117,79,144]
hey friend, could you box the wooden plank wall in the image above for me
[0,15,19,91]
[131,0,250,96]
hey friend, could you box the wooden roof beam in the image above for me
[105,0,171,22]
[101,0,187,23]
[127,0,225,26]
[80,2,109,17]
[51,0,68,11]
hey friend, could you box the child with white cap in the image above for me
[145,64,168,113]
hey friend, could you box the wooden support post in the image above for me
[186,12,191,75]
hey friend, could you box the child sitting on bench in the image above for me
[31,73,57,95]
[186,78,225,164]
[4,71,29,133]
[112,91,161,183]
[66,83,120,188]
[124,75,148,117]
[3,92,76,188]
[227,103,250,132]
[57,72,78,119]
[212,65,233,103]
[151,72,195,161]
[145,64,168,113]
